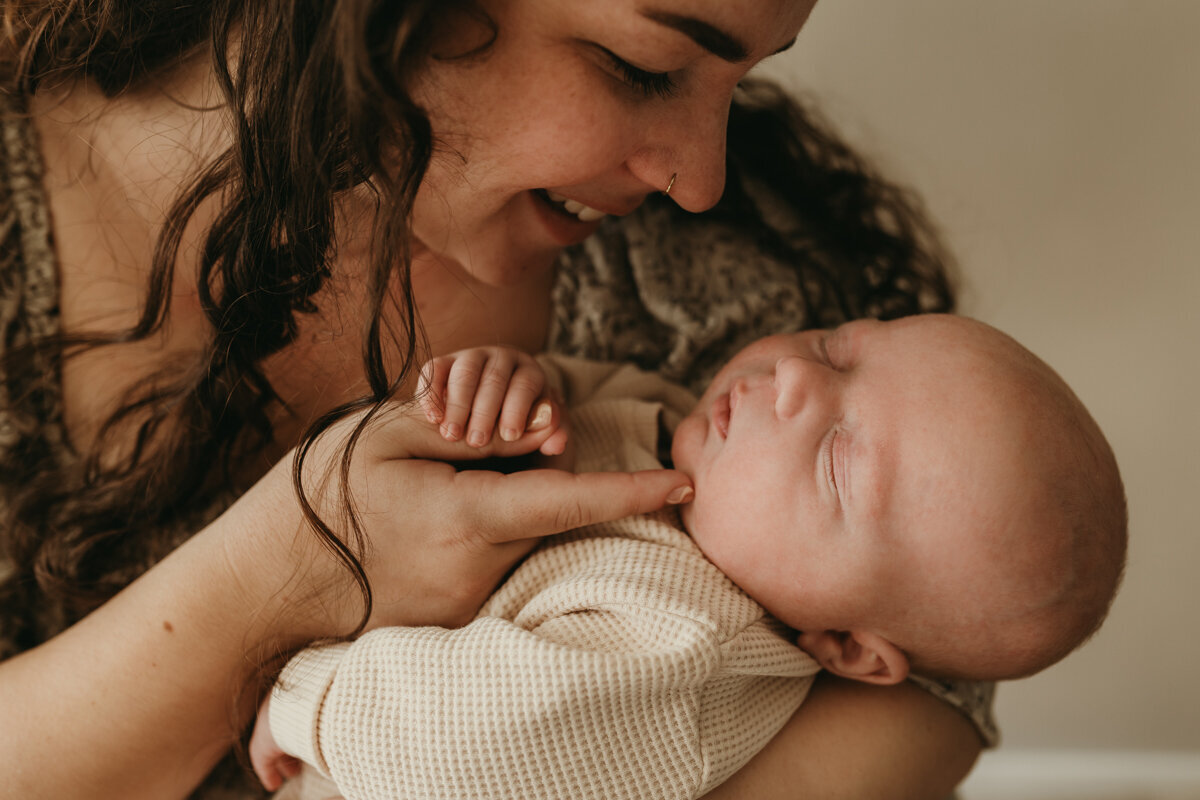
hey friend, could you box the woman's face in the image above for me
[410,0,817,286]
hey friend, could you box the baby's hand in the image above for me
[249,695,302,792]
[418,347,567,455]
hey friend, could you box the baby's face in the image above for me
[672,315,1041,633]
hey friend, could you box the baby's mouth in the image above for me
[535,189,607,223]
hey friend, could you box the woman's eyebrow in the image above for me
[639,9,750,63]
[773,37,798,55]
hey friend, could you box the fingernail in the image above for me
[441,422,461,441]
[666,486,694,505]
[528,401,552,430]
[467,430,487,447]
[500,426,520,442]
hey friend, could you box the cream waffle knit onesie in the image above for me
[269,355,820,800]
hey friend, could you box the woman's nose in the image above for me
[628,97,730,213]
[667,103,728,212]
[773,356,832,419]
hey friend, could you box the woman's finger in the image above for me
[538,421,569,456]
[452,467,693,544]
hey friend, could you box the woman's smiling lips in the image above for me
[529,188,647,247]
[529,189,605,246]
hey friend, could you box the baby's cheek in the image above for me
[669,416,702,474]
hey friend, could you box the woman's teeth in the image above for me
[545,190,607,222]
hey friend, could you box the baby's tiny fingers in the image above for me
[466,352,520,446]
[442,354,488,441]
[417,359,449,424]
[498,364,547,442]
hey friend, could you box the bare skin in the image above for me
[2,1,981,797]
[5,73,687,799]
[248,341,985,795]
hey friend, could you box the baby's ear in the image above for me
[795,630,910,685]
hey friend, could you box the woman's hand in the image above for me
[261,393,692,638]
[1,389,693,800]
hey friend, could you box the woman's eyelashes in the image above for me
[597,46,679,99]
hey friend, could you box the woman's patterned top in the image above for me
[0,91,995,799]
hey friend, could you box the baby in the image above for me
[669,313,1127,683]
[252,314,1126,799]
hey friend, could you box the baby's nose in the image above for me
[730,373,772,405]
[773,356,827,419]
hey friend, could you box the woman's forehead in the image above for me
[555,0,815,56]
[629,0,815,55]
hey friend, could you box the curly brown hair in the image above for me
[0,0,954,647]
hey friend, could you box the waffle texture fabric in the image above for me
[270,355,820,800]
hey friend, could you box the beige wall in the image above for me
[761,0,1200,752]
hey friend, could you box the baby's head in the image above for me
[672,314,1126,683]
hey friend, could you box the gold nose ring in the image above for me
[663,173,678,196]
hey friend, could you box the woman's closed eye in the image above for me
[596,46,679,99]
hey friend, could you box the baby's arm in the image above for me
[249,353,802,799]
[250,696,302,792]
[418,345,568,455]
[255,557,816,800]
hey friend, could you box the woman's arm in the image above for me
[0,403,690,800]
[0,480,300,800]
[700,674,982,800]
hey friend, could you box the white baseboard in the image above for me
[959,750,1200,800]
